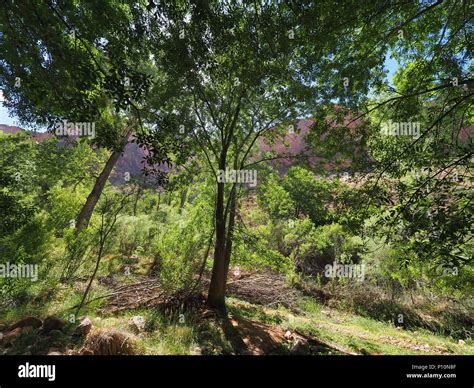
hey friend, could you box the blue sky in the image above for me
[0,94,16,126]
[0,58,399,127]
[385,56,398,85]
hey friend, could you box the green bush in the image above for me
[151,196,213,292]
[287,222,364,277]
[112,215,158,257]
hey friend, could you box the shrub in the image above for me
[112,215,158,257]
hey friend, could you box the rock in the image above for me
[233,266,241,279]
[290,339,310,355]
[8,316,42,332]
[284,330,293,341]
[458,339,465,346]
[73,317,92,337]
[41,317,66,334]
[47,351,62,355]
[129,316,145,333]
[0,327,22,345]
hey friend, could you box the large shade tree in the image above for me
[137,0,417,309]
[2,0,470,308]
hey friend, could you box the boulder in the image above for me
[41,317,66,334]
[129,316,145,334]
[73,317,92,337]
[290,339,311,355]
[8,317,42,332]
[0,327,22,345]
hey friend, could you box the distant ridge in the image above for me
[0,121,353,183]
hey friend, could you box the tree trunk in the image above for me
[208,139,240,310]
[133,185,142,216]
[223,187,237,282]
[179,188,188,212]
[156,192,161,211]
[75,237,105,316]
[207,179,227,310]
[75,129,131,233]
[207,186,237,310]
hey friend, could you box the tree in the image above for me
[0,0,153,232]
[138,0,404,309]
[0,131,38,238]
[306,0,472,271]
[75,188,135,315]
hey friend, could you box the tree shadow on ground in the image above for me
[216,311,345,355]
